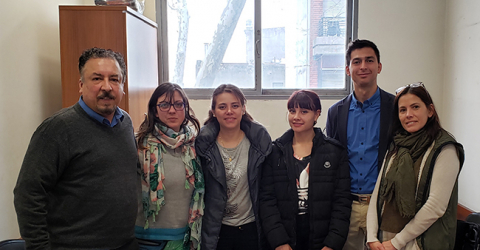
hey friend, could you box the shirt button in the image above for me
[361,142,364,145]
[360,158,363,160]
[360,173,363,176]
[359,188,362,190]
[361,127,364,130]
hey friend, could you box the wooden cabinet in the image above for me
[59,6,158,131]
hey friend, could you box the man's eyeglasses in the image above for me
[157,101,185,112]
[395,82,425,94]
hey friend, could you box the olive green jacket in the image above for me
[415,130,465,250]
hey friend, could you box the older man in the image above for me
[14,48,138,249]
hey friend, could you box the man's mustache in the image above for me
[97,91,115,100]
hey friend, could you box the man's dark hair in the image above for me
[78,47,127,83]
[346,39,380,65]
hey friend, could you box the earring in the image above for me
[314,121,317,125]
[213,114,216,117]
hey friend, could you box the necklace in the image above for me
[221,147,237,162]
[217,135,244,162]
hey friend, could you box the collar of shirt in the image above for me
[350,87,381,110]
[78,96,124,127]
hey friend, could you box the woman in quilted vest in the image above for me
[367,82,465,250]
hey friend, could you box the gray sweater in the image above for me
[14,103,139,249]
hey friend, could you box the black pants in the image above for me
[216,221,259,250]
[295,214,310,250]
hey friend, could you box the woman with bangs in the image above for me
[259,90,351,250]
[135,82,204,250]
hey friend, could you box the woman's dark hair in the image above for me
[287,90,322,112]
[137,82,200,148]
[204,84,254,125]
[389,84,442,155]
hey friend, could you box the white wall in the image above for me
[0,0,93,240]
[142,0,156,22]
[444,0,480,211]
[357,0,446,112]
[0,0,477,241]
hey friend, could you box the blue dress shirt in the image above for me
[347,88,381,194]
[78,97,124,127]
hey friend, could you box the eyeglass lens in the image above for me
[157,102,185,111]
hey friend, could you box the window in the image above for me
[156,0,357,98]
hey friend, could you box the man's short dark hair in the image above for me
[346,39,380,65]
[78,47,127,83]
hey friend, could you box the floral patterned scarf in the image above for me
[139,123,204,249]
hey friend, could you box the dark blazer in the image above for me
[259,128,351,250]
[195,120,272,250]
[325,88,395,169]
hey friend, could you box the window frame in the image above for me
[155,0,358,99]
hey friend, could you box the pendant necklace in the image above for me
[219,141,236,162]
[223,149,234,162]
[217,135,243,163]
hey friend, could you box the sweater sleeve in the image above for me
[14,119,69,249]
[390,145,460,249]
[259,147,291,249]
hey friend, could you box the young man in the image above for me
[326,39,395,250]
[14,48,139,249]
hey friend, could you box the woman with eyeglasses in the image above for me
[135,82,204,250]
[259,90,351,250]
[366,83,464,250]
[195,84,272,250]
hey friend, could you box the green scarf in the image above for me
[379,129,431,218]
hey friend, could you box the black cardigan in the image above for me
[259,128,351,250]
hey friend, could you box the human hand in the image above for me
[321,246,333,250]
[382,240,397,250]
[368,241,385,250]
[275,244,293,250]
